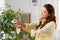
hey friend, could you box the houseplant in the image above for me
[0,4,30,40]
[0,4,34,40]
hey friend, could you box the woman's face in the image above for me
[41,7,49,19]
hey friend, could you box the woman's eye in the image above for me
[43,12,46,13]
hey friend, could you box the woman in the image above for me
[12,4,56,40]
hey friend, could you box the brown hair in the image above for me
[36,4,56,29]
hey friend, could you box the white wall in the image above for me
[0,0,5,9]
[0,0,5,15]
[58,1,60,31]
[5,0,40,22]
[55,1,60,40]
[5,0,58,23]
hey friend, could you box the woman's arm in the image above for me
[13,20,31,34]
[13,20,39,34]
[12,20,40,37]
[21,26,31,34]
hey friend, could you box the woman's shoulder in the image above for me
[48,21,55,24]
[46,21,56,26]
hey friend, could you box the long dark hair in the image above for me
[36,4,56,29]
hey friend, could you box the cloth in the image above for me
[25,20,56,40]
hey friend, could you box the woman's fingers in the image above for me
[11,20,20,24]
[11,20,26,28]
[11,20,22,28]
[11,20,16,24]
[14,24,22,28]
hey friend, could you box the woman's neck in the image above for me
[41,18,46,24]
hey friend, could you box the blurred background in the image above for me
[0,0,60,40]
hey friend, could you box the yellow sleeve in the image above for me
[40,21,56,34]
[25,20,40,30]
[31,29,36,37]
[31,21,56,37]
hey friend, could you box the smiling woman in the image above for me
[13,4,56,40]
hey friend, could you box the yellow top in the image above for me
[25,20,56,40]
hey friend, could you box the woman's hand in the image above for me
[11,20,26,28]
[11,20,31,34]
